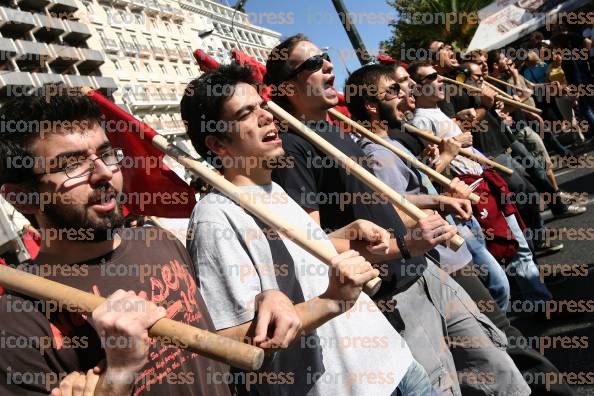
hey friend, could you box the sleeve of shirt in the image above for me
[367,147,410,194]
[188,219,266,330]
[410,116,437,136]
[0,296,60,395]
[273,135,319,211]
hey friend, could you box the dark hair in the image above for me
[407,60,433,82]
[486,50,503,73]
[344,64,395,123]
[180,63,258,170]
[264,33,310,111]
[0,84,102,186]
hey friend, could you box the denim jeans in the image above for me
[393,360,435,396]
[458,217,511,311]
[389,262,530,396]
[504,214,552,302]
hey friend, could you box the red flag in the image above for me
[88,90,196,218]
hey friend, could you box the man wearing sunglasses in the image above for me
[265,34,530,396]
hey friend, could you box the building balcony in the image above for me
[47,0,77,16]
[122,41,137,56]
[77,47,104,67]
[17,0,50,12]
[180,50,192,63]
[48,43,79,67]
[124,91,152,109]
[33,14,66,42]
[14,39,52,71]
[116,69,131,81]
[0,37,18,62]
[100,37,119,54]
[135,72,148,81]
[128,0,144,11]
[151,46,164,60]
[31,71,63,86]
[92,75,117,94]
[165,47,178,60]
[137,43,150,58]
[144,0,159,15]
[62,20,91,45]
[63,74,94,88]
[0,71,35,96]
[0,6,38,35]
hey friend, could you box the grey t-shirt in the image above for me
[411,107,484,176]
[359,135,472,273]
[187,182,413,396]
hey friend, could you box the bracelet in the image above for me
[395,233,412,260]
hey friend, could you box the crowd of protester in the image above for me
[0,21,592,396]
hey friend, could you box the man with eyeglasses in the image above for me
[0,84,302,396]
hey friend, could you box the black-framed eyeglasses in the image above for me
[419,72,439,84]
[40,148,125,179]
[378,83,401,101]
[285,53,331,81]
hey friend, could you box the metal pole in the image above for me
[330,0,372,65]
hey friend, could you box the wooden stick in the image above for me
[149,133,383,296]
[328,108,481,204]
[484,75,526,92]
[404,124,514,175]
[484,81,513,99]
[440,75,542,114]
[0,264,264,371]
[267,101,465,252]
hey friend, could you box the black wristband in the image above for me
[396,233,412,260]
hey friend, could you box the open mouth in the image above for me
[324,76,337,95]
[262,129,281,143]
[88,190,118,213]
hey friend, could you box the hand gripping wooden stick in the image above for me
[266,101,465,252]
[149,134,382,295]
[484,81,513,100]
[440,75,542,114]
[403,123,514,175]
[0,264,264,371]
[328,108,481,204]
[83,88,382,296]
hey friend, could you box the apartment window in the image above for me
[82,1,93,13]
[116,33,124,46]
[173,65,179,74]
[160,64,166,74]
[165,22,171,32]
[146,63,153,73]
[186,66,192,76]
[135,14,143,25]
[130,61,139,72]
[112,59,120,69]
[147,38,155,48]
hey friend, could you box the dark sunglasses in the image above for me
[285,53,331,81]
[378,83,401,100]
[419,72,439,83]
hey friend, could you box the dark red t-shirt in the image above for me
[0,227,231,396]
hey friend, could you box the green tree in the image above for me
[381,0,492,56]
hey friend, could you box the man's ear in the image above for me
[204,135,229,158]
[364,101,379,118]
[1,183,39,215]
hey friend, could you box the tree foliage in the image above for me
[381,0,493,55]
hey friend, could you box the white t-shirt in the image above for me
[187,182,413,396]
[412,107,484,176]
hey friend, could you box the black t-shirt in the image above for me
[272,121,428,297]
[438,82,514,158]
[0,227,231,396]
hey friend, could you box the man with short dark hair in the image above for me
[180,63,433,396]
[0,85,297,395]
[266,34,530,396]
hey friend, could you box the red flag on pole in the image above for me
[88,90,196,218]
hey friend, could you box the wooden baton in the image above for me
[328,108,481,204]
[0,264,265,371]
[267,101,465,252]
[440,75,542,114]
[403,123,514,175]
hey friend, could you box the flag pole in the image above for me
[328,108,481,204]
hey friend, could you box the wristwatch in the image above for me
[395,233,412,260]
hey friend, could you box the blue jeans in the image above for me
[505,214,552,302]
[393,360,435,396]
[458,217,511,311]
